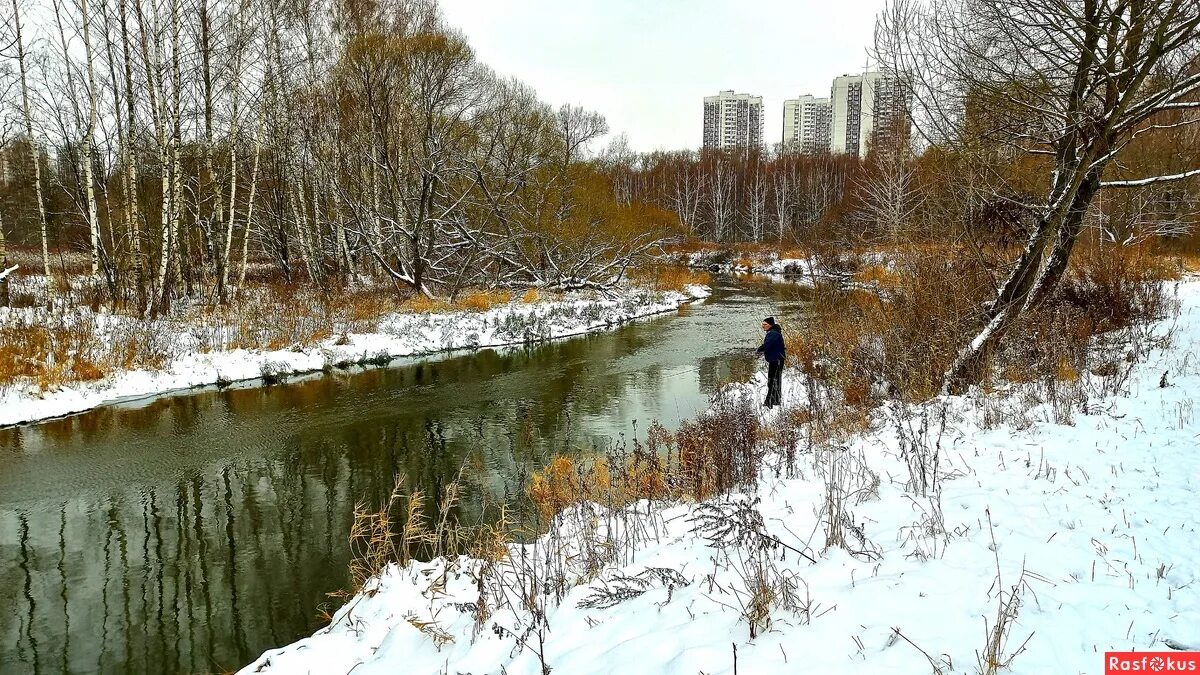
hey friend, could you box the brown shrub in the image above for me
[628,263,712,292]
[527,401,758,521]
[675,398,760,500]
[853,264,900,289]
[457,289,511,312]
[404,294,451,314]
[1058,238,1172,332]
[799,247,998,404]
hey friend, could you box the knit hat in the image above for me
[763,316,776,326]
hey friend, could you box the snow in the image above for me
[0,285,710,427]
[675,248,818,276]
[671,248,892,282]
[240,278,1200,675]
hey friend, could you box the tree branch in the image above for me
[1101,167,1200,188]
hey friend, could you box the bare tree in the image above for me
[11,0,52,284]
[745,152,768,242]
[855,138,920,241]
[879,0,1200,391]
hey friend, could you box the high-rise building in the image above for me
[830,70,909,158]
[703,91,764,150]
[782,95,832,154]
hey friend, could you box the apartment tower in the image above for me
[782,95,832,153]
[830,70,908,158]
[703,91,764,149]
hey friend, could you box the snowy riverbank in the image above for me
[0,285,710,427]
[241,278,1199,675]
[668,247,892,282]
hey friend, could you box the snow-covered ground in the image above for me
[0,285,710,427]
[242,280,1199,675]
[669,247,892,281]
[672,248,819,276]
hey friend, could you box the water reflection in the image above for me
[0,280,806,674]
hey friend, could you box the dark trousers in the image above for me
[765,359,783,408]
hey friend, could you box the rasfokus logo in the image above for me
[1105,652,1200,673]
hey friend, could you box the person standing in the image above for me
[756,316,785,408]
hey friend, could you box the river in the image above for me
[0,277,805,675]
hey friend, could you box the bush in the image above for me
[528,399,759,523]
[789,237,1173,432]
[628,263,712,292]
[457,289,511,312]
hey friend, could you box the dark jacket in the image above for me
[757,325,785,362]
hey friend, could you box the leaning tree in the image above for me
[879,0,1200,392]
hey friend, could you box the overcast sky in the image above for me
[438,0,886,153]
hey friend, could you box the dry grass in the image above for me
[792,237,1172,411]
[779,247,815,261]
[455,289,511,312]
[0,309,173,391]
[0,273,561,394]
[402,294,451,314]
[528,399,759,523]
[853,264,901,289]
[628,263,712,292]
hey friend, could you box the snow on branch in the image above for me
[0,265,17,281]
[1160,102,1200,111]
[1102,168,1200,189]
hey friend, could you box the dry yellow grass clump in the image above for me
[528,404,758,522]
[456,289,511,312]
[629,264,711,292]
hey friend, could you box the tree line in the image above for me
[597,145,866,245]
[0,0,677,313]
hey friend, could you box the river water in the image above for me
[0,277,805,674]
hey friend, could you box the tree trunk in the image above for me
[0,207,8,307]
[1027,173,1102,309]
[219,59,243,304]
[79,0,103,278]
[236,110,265,296]
[942,171,1102,393]
[12,0,53,286]
[134,0,171,314]
[168,0,184,299]
[118,0,145,308]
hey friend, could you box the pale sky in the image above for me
[438,0,886,153]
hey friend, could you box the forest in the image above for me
[0,0,681,314]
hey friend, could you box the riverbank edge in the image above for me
[0,284,711,428]
[240,279,1199,674]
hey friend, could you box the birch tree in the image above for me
[11,0,52,285]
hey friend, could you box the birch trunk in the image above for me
[13,0,53,285]
[118,0,144,306]
[290,177,317,283]
[236,109,266,296]
[134,0,171,313]
[220,75,241,303]
[78,0,103,278]
[168,0,184,297]
[0,206,8,306]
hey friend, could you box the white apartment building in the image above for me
[830,70,908,158]
[703,91,764,150]
[782,95,832,154]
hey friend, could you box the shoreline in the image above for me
[241,280,1199,675]
[0,285,711,429]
